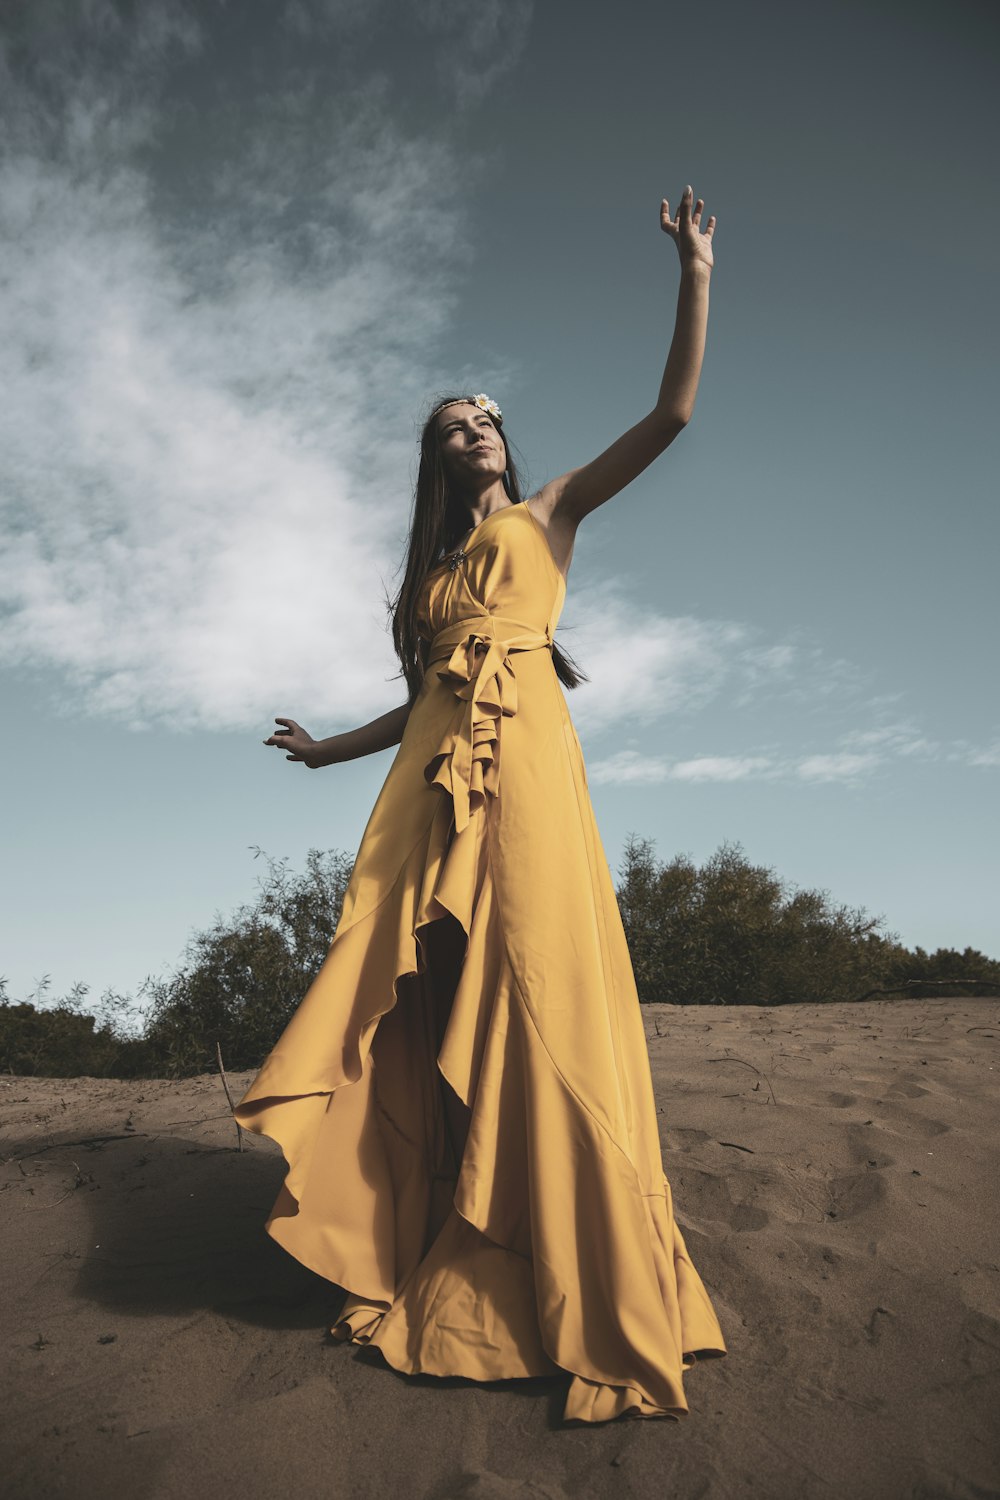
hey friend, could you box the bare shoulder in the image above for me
[525,482,582,580]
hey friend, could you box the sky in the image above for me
[1,0,998,1019]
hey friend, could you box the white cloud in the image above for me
[588,718,1000,788]
[590,751,782,787]
[794,752,881,783]
[839,723,936,757]
[671,756,776,783]
[0,1,532,731]
[590,753,778,786]
[558,578,872,741]
[588,751,671,786]
[558,581,753,735]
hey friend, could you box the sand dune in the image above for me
[2,997,998,1499]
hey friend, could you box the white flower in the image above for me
[472,393,502,422]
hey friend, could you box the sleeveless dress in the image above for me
[234,497,727,1423]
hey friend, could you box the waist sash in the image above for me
[424,612,554,833]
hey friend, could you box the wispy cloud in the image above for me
[560,577,872,739]
[559,581,764,735]
[562,587,1000,784]
[966,742,1000,768]
[590,751,776,785]
[0,1,531,731]
[414,0,535,109]
[794,752,882,783]
[589,720,1000,786]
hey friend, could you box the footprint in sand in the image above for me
[663,1126,712,1151]
[887,1080,930,1099]
[825,1170,889,1221]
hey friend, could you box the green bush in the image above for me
[876,943,1000,998]
[0,978,154,1077]
[620,837,911,1006]
[138,846,354,1074]
[4,840,997,1078]
[0,848,353,1079]
[0,995,117,1077]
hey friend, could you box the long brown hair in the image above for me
[389,394,588,705]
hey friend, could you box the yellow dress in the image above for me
[234,497,727,1422]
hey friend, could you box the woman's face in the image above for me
[435,402,506,488]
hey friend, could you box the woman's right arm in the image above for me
[265,638,430,768]
[264,701,413,768]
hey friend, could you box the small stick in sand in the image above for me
[707,1053,779,1105]
[215,1042,245,1153]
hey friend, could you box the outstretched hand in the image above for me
[263,716,321,768]
[660,185,716,271]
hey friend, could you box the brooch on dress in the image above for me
[447,547,468,572]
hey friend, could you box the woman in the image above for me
[235,185,727,1423]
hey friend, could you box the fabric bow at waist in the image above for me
[424,611,553,832]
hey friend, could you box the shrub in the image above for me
[874,944,1000,999]
[7,841,998,1077]
[138,846,354,1074]
[617,837,902,1005]
[0,978,153,1077]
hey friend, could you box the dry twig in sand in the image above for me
[215,1043,245,1153]
[707,1053,779,1105]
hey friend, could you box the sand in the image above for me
[1,997,998,1500]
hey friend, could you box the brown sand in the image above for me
[1,998,998,1500]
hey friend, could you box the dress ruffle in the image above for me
[423,612,553,833]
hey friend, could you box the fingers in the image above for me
[264,715,300,747]
[661,186,717,237]
[661,186,694,231]
[666,184,692,226]
[262,734,303,760]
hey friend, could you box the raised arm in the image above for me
[531,184,716,557]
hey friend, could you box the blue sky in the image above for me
[1,0,997,1016]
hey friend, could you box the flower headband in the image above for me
[432,393,503,426]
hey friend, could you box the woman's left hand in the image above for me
[660,185,716,271]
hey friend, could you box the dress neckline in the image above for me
[431,501,520,574]
[450,501,518,552]
[428,498,567,595]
